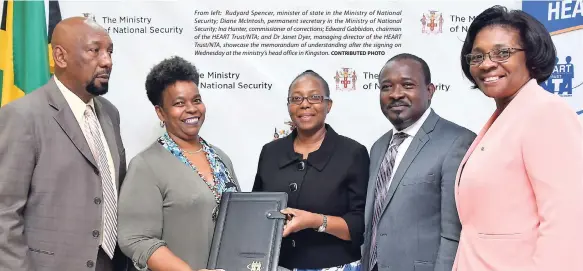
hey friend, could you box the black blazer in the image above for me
[253,124,370,269]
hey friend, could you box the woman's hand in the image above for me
[280,208,322,237]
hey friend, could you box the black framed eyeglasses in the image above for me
[465,47,524,65]
[287,95,331,105]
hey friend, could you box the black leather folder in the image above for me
[207,192,287,271]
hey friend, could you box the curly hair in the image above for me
[460,5,556,89]
[145,56,200,106]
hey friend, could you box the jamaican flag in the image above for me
[0,0,61,107]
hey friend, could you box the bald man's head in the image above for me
[51,16,113,102]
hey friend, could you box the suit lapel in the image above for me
[94,98,121,188]
[455,115,493,186]
[47,79,98,170]
[455,79,537,185]
[381,110,439,214]
[371,131,392,187]
[381,129,429,213]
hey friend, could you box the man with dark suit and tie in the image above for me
[361,53,476,271]
[0,16,128,271]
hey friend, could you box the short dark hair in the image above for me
[145,56,200,106]
[460,5,556,88]
[381,53,432,85]
[288,70,330,97]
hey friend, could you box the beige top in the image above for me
[117,141,240,270]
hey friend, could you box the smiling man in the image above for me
[0,17,129,271]
[361,53,476,271]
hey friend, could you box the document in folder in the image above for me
[207,192,288,271]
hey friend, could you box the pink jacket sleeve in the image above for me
[522,100,583,271]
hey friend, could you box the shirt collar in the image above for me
[278,123,338,171]
[394,107,432,137]
[54,75,94,123]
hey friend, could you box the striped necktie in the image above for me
[369,132,408,270]
[83,105,117,259]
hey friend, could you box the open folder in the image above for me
[207,192,288,271]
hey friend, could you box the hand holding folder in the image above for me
[207,192,288,271]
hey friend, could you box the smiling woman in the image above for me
[117,56,239,271]
[252,70,370,271]
[454,5,583,271]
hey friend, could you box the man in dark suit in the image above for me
[0,16,128,271]
[362,53,476,271]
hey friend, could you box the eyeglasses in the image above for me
[287,95,330,105]
[465,47,524,65]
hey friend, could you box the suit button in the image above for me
[291,239,296,247]
[289,183,298,192]
[297,161,305,171]
[94,197,102,205]
[86,260,94,268]
[92,230,100,238]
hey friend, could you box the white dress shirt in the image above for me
[390,107,432,180]
[54,76,117,245]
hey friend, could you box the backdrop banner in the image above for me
[1,0,581,190]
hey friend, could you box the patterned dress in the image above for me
[293,260,361,271]
[158,133,238,207]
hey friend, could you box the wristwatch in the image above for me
[316,215,327,232]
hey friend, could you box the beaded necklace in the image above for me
[181,151,221,204]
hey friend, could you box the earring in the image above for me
[160,121,165,128]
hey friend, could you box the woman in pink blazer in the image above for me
[453,5,583,271]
